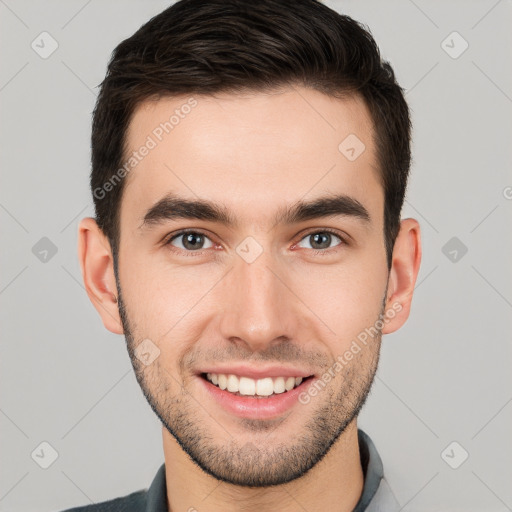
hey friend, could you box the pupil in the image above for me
[184,233,203,250]
[311,233,330,249]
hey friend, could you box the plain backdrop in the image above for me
[1,1,511,511]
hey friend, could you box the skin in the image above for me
[78,86,421,512]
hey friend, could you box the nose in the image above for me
[218,248,300,353]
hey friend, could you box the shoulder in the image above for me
[58,463,166,512]
[59,489,147,512]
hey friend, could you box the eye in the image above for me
[295,230,345,251]
[166,231,214,251]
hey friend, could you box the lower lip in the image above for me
[199,375,313,419]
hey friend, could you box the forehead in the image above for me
[120,87,382,229]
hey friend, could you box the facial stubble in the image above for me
[115,275,384,487]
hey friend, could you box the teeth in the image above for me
[256,377,274,396]
[227,374,239,392]
[285,377,296,391]
[239,376,256,395]
[273,377,285,394]
[205,373,306,397]
[218,374,227,390]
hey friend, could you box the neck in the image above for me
[162,419,364,512]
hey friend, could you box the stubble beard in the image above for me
[115,281,383,487]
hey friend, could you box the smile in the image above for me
[203,372,306,398]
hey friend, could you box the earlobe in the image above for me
[77,217,124,334]
[382,218,422,335]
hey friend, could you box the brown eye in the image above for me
[168,231,214,251]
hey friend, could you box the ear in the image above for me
[77,217,124,334]
[382,218,422,334]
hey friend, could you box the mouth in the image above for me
[198,371,315,419]
[200,372,313,398]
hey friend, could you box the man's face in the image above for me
[116,86,390,486]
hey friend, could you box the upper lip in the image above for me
[198,365,314,380]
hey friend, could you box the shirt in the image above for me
[61,429,400,512]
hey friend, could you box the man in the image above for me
[71,0,421,510]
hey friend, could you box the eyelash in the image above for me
[163,228,348,257]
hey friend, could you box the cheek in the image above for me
[290,255,387,344]
[119,246,224,337]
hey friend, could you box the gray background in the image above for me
[1,0,511,511]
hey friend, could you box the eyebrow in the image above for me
[139,192,371,230]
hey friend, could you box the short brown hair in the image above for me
[91,0,412,269]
